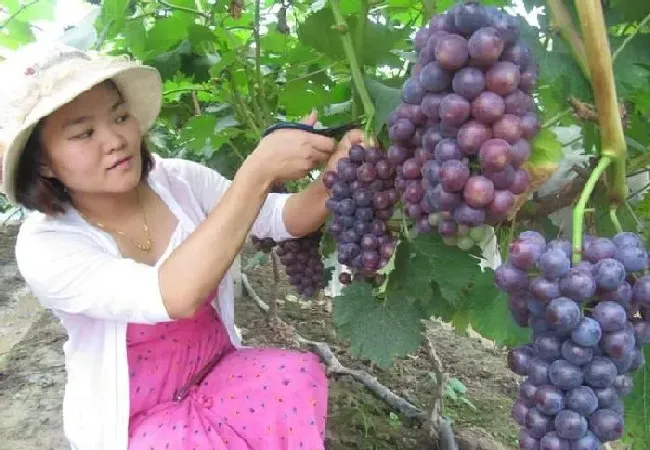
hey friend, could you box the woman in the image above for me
[1,42,363,450]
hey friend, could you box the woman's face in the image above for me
[39,81,143,198]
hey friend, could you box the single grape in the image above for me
[402,76,427,104]
[538,249,571,280]
[583,356,618,388]
[486,61,520,95]
[533,385,565,415]
[530,277,560,301]
[509,168,530,195]
[486,165,515,189]
[468,26,505,65]
[520,112,540,140]
[479,138,510,171]
[463,175,495,208]
[435,34,469,70]
[570,431,603,450]
[588,409,624,442]
[388,118,416,142]
[549,359,584,390]
[453,2,488,34]
[526,407,553,439]
[614,244,648,272]
[508,139,531,168]
[419,61,452,92]
[508,237,544,270]
[453,203,486,226]
[494,263,529,292]
[546,297,581,332]
[439,93,471,126]
[561,339,593,366]
[452,67,486,100]
[492,114,522,144]
[612,231,642,248]
[440,160,470,192]
[472,91,506,124]
[571,317,602,347]
[592,301,627,333]
[504,89,533,115]
[435,138,462,162]
[487,189,515,217]
[566,386,598,416]
[539,432,570,450]
[457,120,493,155]
[559,268,596,302]
[554,409,588,440]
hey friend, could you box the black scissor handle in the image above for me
[261,121,361,140]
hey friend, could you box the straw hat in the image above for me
[0,42,163,204]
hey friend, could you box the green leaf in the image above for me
[364,75,402,133]
[529,128,563,167]
[333,282,426,368]
[278,80,329,116]
[0,19,34,49]
[622,346,650,449]
[466,270,531,348]
[11,0,54,21]
[145,15,191,57]
[98,0,129,38]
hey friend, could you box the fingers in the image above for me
[339,128,365,149]
[304,132,337,153]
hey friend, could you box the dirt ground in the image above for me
[0,224,524,450]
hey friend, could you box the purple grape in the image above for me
[504,89,533,115]
[453,2,488,34]
[554,409,588,440]
[566,386,598,416]
[486,61,520,95]
[463,175,495,208]
[632,274,650,305]
[561,339,593,366]
[510,168,530,195]
[570,431,603,450]
[571,317,602,347]
[539,432,570,450]
[508,139,531,168]
[452,67,486,99]
[612,231,642,248]
[533,385,565,415]
[472,91,506,124]
[614,244,648,272]
[583,356,617,388]
[479,138,510,171]
[559,268,596,302]
[521,112,540,139]
[546,297,581,332]
[419,61,452,92]
[493,114,522,144]
[453,203,486,226]
[592,301,627,332]
[457,120,493,155]
[387,144,410,165]
[538,249,571,280]
[508,238,544,270]
[588,409,624,442]
[440,159,470,192]
[435,34,469,70]
[486,165,515,189]
[389,118,416,142]
[526,407,552,439]
[468,27,505,65]
[402,77,426,104]
[487,190,515,217]
[434,138,462,162]
[495,263,528,292]
[439,93,471,126]
[548,359,584,390]
[530,277,560,301]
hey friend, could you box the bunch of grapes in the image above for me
[323,144,399,283]
[495,230,650,449]
[250,183,327,298]
[387,2,538,247]
[275,231,328,298]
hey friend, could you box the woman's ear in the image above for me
[38,160,54,178]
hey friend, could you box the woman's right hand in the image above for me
[244,111,337,185]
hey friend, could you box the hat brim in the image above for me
[1,60,162,205]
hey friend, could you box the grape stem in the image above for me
[574,0,627,206]
[609,207,624,234]
[572,155,612,264]
[329,0,376,138]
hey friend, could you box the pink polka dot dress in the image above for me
[125,297,328,450]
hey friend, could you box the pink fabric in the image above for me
[126,299,328,450]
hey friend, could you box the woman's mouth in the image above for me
[109,156,132,170]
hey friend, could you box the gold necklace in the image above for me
[77,188,153,253]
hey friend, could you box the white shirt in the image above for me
[14,155,295,450]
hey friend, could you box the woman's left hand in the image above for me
[324,128,366,173]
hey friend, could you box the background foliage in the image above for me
[2,0,650,447]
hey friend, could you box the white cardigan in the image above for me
[14,155,295,450]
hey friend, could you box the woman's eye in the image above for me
[116,114,130,123]
[72,129,93,140]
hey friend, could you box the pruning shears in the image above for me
[261,121,362,140]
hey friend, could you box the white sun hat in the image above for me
[0,41,163,205]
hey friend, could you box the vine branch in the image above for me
[253,0,271,126]
[574,0,628,206]
[329,0,376,138]
[158,0,210,19]
[546,0,590,82]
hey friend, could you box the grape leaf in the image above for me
[466,270,531,348]
[622,346,650,449]
[363,75,402,134]
[332,282,426,368]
